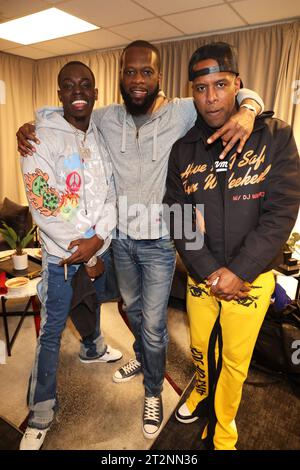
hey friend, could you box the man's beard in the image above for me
[120,83,160,116]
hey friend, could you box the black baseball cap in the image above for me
[188,42,239,81]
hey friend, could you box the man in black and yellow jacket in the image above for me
[164,42,300,450]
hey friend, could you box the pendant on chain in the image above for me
[79,145,91,160]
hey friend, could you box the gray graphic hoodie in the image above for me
[21,108,116,259]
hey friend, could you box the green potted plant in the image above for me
[282,231,300,267]
[286,232,300,257]
[0,221,35,270]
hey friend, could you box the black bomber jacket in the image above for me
[164,112,300,283]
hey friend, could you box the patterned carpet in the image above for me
[152,367,300,450]
[0,302,190,450]
[2,298,299,451]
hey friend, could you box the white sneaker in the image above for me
[113,359,142,383]
[79,345,123,363]
[175,402,199,423]
[19,426,49,450]
[143,395,163,440]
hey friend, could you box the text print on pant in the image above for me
[292,340,300,365]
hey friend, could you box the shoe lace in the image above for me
[144,397,160,422]
[123,359,140,374]
[24,428,44,439]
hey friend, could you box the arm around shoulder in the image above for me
[228,120,300,282]
[92,105,113,130]
[237,87,264,114]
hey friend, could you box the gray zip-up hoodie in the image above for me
[21,109,116,259]
[92,91,263,239]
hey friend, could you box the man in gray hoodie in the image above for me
[19,62,122,451]
[17,41,263,440]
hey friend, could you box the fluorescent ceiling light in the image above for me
[0,8,99,45]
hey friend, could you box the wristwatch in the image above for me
[84,255,98,267]
[240,103,257,115]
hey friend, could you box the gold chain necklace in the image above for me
[67,121,91,161]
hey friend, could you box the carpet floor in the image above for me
[1,298,299,450]
[152,368,300,450]
[0,300,191,450]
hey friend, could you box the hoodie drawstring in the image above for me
[152,117,160,161]
[91,120,110,185]
[74,132,88,215]
[121,111,160,161]
[121,112,127,153]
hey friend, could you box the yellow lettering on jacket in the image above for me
[228,164,271,189]
[204,173,217,190]
[228,152,238,170]
[181,162,207,180]
[183,181,199,194]
[237,146,266,171]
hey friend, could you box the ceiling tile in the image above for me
[135,0,224,16]
[110,18,183,41]
[44,0,72,3]
[0,0,46,20]
[0,37,20,50]
[7,45,58,59]
[33,37,92,55]
[164,4,245,35]
[232,0,300,24]
[70,29,127,50]
[59,0,153,28]
[0,0,298,60]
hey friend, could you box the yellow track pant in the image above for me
[186,271,275,450]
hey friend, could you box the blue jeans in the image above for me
[112,234,176,397]
[28,247,118,429]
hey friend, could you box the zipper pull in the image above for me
[136,129,139,139]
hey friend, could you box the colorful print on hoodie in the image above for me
[21,108,116,259]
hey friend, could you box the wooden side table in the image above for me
[0,278,41,356]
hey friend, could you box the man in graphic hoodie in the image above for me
[164,42,300,450]
[17,41,264,440]
[19,62,122,451]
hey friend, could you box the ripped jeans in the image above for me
[112,233,176,397]
[27,248,117,429]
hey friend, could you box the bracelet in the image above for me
[240,103,257,115]
[84,255,98,267]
